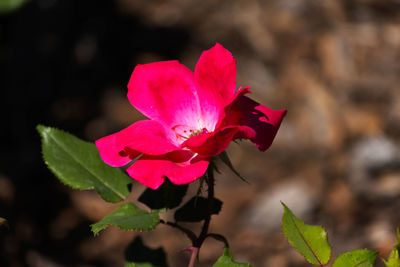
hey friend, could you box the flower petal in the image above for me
[226,95,286,151]
[95,120,178,167]
[195,43,236,104]
[127,60,201,130]
[123,120,179,154]
[194,43,237,131]
[183,126,239,157]
[127,154,209,189]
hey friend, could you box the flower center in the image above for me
[172,125,209,143]
[187,128,207,138]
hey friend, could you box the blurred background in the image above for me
[1,0,400,266]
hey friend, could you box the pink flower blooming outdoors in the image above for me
[96,44,286,189]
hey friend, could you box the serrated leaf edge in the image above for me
[91,203,160,235]
[91,212,159,234]
[37,125,128,201]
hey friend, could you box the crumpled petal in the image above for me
[226,94,287,151]
[127,153,209,189]
[95,120,179,167]
[127,60,201,130]
[194,43,237,131]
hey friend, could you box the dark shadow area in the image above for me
[0,0,189,265]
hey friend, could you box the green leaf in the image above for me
[125,236,168,267]
[281,202,331,265]
[332,249,378,267]
[91,202,159,235]
[0,217,8,229]
[384,249,400,267]
[213,247,252,267]
[174,196,222,222]
[37,125,131,203]
[0,0,30,14]
[383,228,400,267]
[138,180,188,210]
[218,151,249,184]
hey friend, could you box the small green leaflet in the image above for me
[383,228,400,267]
[91,203,159,235]
[213,247,252,267]
[332,249,378,267]
[281,202,331,265]
[0,217,8,229]
[37,125,131,203]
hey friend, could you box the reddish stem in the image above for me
[188,247,198,267]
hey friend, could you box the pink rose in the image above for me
[96,43,286,189]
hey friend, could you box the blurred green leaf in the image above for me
[218,151,249,184]
[0,217,8,229]
[281,202,331,265]
[332,249,378,267]
[384,250,400,267]
[125,236,168,267]
[0,0,29,14]
[213,247,251,267]
[37,125,131,203]
[91,202,159,235]
[174,196,222,222]
[383,228,400,267]
[138,180,188,210]
[125,264,153,267]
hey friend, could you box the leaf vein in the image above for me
[48,131,125,199]
[289,214,323,266]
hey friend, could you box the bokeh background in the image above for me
[1,0,400,266]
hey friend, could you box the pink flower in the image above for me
[96,43,286,189]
